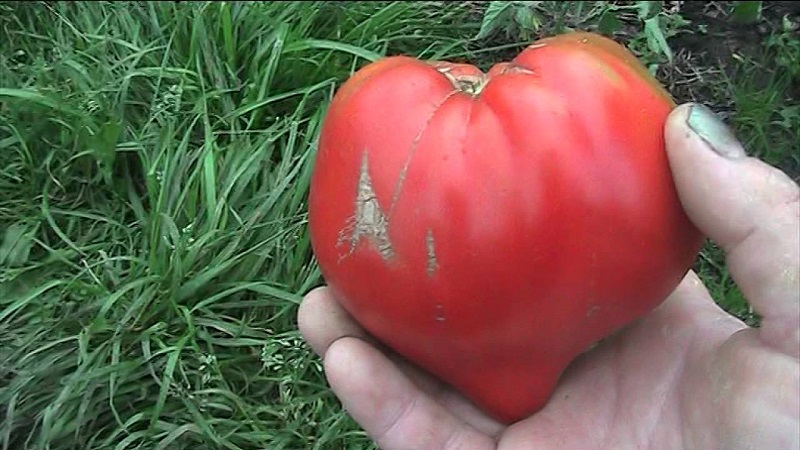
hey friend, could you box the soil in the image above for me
[659,1,799,105]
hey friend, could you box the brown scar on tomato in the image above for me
[426,229,438,277]
[337,152,394,262]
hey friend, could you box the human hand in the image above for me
[297,103,800,450]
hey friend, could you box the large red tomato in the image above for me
[307,31,704,424]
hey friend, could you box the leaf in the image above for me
[0,88,83,119]
[514,5,542,33]
[597,10,623,35]
[282,39,382,62]
[219,1,235,66]
[0,279,63,323]
[730,1,762,24]
[92,120,122,167]
[0,222,39,267]
[91,120,122,186]
[476,1,515,40]
[644,16,673,64]
[636,1,661,20]
[0,135,19,150]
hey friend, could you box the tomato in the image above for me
[307,31,704,424]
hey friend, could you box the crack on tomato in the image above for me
[434,303,445,322]
[337,152,394,262]
[526,42,548,51]
[426,229,438,277]
[388,90,460,217]
[499,63,535,76]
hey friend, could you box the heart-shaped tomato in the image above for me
[307,31,704,424]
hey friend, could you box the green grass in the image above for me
[0,1,797,449]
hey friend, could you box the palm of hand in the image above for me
[495,271,795,450]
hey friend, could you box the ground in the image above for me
[0,1,797,449]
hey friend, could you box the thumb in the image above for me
[665,103,800,357]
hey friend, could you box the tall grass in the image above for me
[0,2,482,448]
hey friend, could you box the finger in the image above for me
[664,103,800,356]
[628,270,748,360]
[298,287,505,436]
[678,271,750,331]
[297,286,443,391]
[650,270,747,332]
[324,336,497,450]
[297,286,372,357]
[382,356,506,437]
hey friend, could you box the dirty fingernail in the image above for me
[686,103,747,158]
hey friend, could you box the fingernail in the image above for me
[686,103,746,158]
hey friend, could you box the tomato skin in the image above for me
[307,32,704,423]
